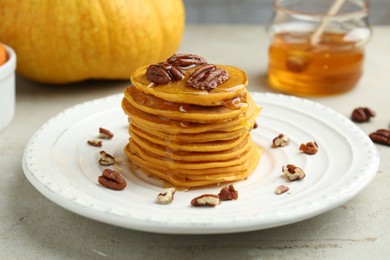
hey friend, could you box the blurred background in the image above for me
[184,0,390,25]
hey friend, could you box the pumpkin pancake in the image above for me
[129,131,251,160]
[124,86,248,123]
[131,64,248,106]
[124,143,263,176]
[130,124,245,143]
[122,96,259,134]
[125,144,261,188]
[130,127,250,153]
[126,138,256,170]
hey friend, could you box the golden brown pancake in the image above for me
[122,96,259,134]
[124,86,248,123]
[131,65,248,106]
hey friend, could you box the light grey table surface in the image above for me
[1,25,389,259]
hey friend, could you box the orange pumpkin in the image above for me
[0,0,185,83]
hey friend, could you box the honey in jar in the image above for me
[267,0,371,96]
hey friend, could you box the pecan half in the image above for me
[186,64,229,91]
[299,141,318,154]
[99,127,114,139]
[218,185,238,200]
[272,134,289,147]
[146,62,185,85]
[98,169,127,190]
[191,194,220,207]
[167,54,207,68]
[351,107,376,123]
[98,151,116,166]
[282,164,305,181]
[275,185,289,195]
[369,129,390,146]
[87,140,102,147]
[157,188,176,204]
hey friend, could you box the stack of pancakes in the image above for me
[122,62,262,188]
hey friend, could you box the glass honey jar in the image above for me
[266,0,372,96]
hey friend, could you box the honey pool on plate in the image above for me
[268,32,365,96]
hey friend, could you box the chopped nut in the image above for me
[369,129,390,146]
[253,121,258,129]
[218,185,238,200]
[157,188,176,204]
[98,151,116,166]
[98,169,127,190]
[351,107,375,123]
[87,139,102,147]
[191,194,220,207]
[272,134,289,147]
[99,127,114,139]
[299,141,318,154]
[275,185,289,195]
[282,164,305,181]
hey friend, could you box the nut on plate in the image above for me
[98,127,114,139]
[272,134,289,147]
[351,107,375,123]
[87,139,102,147]
[282,164,305,181]
[157,188,176,204]
[191,194,220,207]
[275,185,289,195]
[299,141,318,154]
[218,185,238,201]
[253,121,258,129]
[98,151,116,166]
[98,169,127,190]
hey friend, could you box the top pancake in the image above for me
[131,64,248,106]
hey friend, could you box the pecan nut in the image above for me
[186,64,229,91]
[351,107,375,122]
[272,134,289,147]
[99,127,114,139]
[98,169,127,190]
[167,53,207,68]
[282,164,305,181]
[146,62,185,85]
[218,185,238,200]
[369,129,390,146]
[253,121,258,129]
[157,188,176,204]
[299,141,318,154]
[87,140,102,147]
[98,151,116,166]
[275,185,289,195]
[191,194,220,207]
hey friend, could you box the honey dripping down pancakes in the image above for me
[122,54,263,188]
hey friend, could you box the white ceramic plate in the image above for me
[22,93,379,234]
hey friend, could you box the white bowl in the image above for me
[0,44,16,132]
